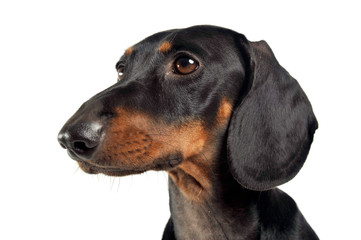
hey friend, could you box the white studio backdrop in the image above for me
[1,1,360,239]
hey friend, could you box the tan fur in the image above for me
[216,98,233,125]
[87,97,233,202]
[168,153,214,202]
[125,46,134,56]
[158,41,172,53]
[169,97,234,202]
[91,108,209,170]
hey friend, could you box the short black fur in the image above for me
[58,25,318,240]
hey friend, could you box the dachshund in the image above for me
[58,25,319,239]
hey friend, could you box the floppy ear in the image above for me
[227,38,318,191]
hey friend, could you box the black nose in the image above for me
[58,122,102,161]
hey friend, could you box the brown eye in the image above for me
[117,66,124,81]
[173,57,199,75]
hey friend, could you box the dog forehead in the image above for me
[131,25,237,55]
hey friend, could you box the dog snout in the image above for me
[58,122,102,161]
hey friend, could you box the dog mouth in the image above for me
[78,161,147,176]
[75,154,183,177]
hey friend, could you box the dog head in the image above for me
[58,25,317,193]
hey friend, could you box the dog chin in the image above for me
[77,161,146,177]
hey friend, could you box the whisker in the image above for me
[73,166,80,175]
[110,176,116,190]
[154,139,178,150]
[146,133,171,136]
[199,151,210,163]
[199,150,219,176]
[117,177,121,193]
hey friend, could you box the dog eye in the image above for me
[173,57,199,75]
[117,66,124,81]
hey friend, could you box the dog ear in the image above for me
[227,38,318,191]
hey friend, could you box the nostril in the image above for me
[58,122,102,160]
[73,141,96,153]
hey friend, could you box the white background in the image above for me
[1,0,360,239]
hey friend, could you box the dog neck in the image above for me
[166,101,261,239]
[168,153,261,240]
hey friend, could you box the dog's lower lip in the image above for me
[78,161,146,176]
[90,167,146,176]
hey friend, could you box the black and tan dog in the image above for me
[58,25,318,239]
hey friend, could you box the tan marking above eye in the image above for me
[158,41,172,53]
[125,46,134,56]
